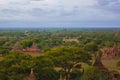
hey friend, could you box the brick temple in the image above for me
[23,43,41,53]
[102,45,120,56]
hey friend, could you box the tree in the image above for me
[32,56,59,80]
[82,66,109,80]
[20,40,33,49]
[84,42,98,53]
[0,51,32,80]
[46,46,92,80]
[117,60,120,69]
[0,48,9,56]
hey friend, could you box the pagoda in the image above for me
[24,43,41,53]
[93,53,108,73]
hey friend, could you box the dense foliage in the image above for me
[117,60,120,68]
[0,47,91,80]
[82,66,109,80]
[0,28,120,53]
[46,46,92,80]
[0,51,32,80]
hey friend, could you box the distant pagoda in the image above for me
[24,43,41,53]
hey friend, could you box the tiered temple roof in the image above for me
[24,43,41,53]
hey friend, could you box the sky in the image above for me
[0,0,120,28]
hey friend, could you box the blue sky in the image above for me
[0,0,120,28]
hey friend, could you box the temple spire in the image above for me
[93,53,108,73]
[28,69,36,80]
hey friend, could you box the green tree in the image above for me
[84,42,98,53]
[82,66,109,80]
[20,40,33,49]
[33,56,59,80]
[0,48,9,56]
[0,51,32,80]
[117,60,120,68]
[46,46,92,80]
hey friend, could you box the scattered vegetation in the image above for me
[0,28,120,80]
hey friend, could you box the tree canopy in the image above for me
[0,51,32,80]
[46,46,92,80]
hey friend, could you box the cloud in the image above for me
[96,0,120,13]
[0,0,120,27]
[1,9,21,15]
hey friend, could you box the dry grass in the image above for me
[0,57,4,61]
[81,56,120,73]
[101,56,120,73]
[63,38,79,43]
[23,52,43,57]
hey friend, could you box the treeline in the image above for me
[0,29,120,52]
[0,29,120,53]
